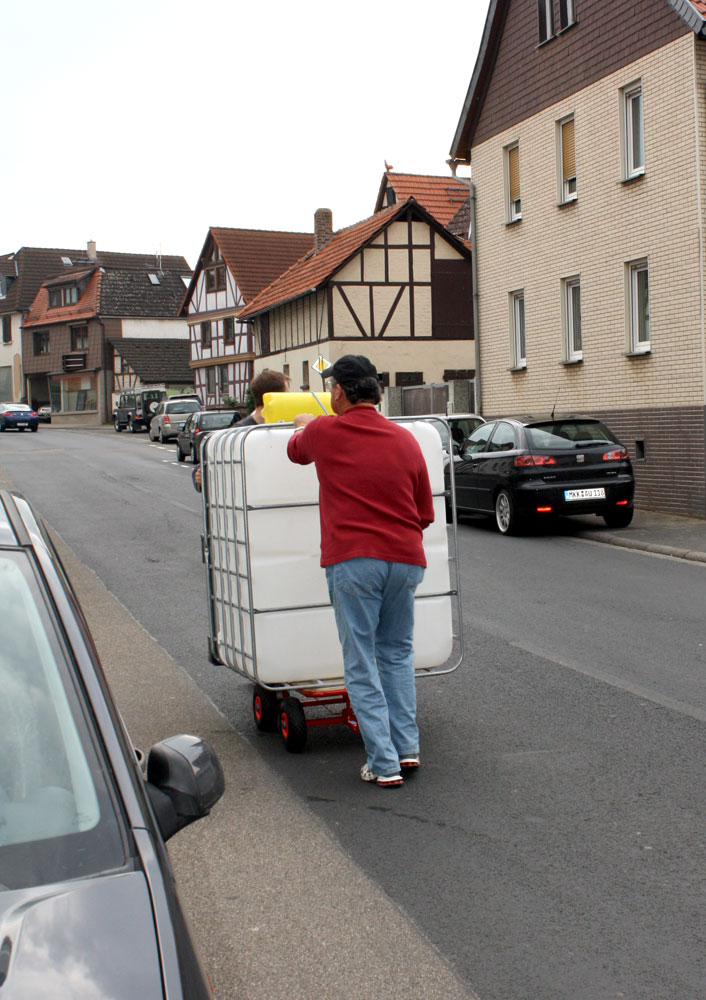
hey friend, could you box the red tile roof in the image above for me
[24,269,101,327]
[211,227,313,303]
[239,198,471,320]
[692,0,706,13]
[374,172,470,226]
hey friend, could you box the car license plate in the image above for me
[17,422,27,427]
[564,487,605,501]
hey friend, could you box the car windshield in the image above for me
[166,400,200,414]
[526,420,619,450]
[0,552,125,890]
[200,412,237,430]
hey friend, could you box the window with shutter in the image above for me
[506,142,522,222]
[559,115,577,201]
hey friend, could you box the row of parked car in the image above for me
[113,389,242,461]
[112,392,635,536]
[441,411,635,535]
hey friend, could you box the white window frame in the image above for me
[504,141,522,222]
[622,82,644,179]
[538,0,554,41]
[559,0,576,30]
[562,276,582,361]
[557,114,577,203]
[510,291,526,368]
[627,259,650,353]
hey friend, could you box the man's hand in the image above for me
[194,465,202,488]
[293,413,316,429]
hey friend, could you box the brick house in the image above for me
[22,246,191,424]
[449,0,706,517]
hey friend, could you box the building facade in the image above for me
[450,0,706,517]
[181,228,314,408]
[239,200,475,395]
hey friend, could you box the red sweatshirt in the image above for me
[287,406,434,568]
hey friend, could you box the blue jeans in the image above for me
[325,558,425,776]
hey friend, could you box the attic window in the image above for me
[205,265,226,292]
[148,273,161,285]
[61,256,73,266]
[49,284,79,308]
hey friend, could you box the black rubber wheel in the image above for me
[495,489,520,535]
[603,507,634,529]
[114,418,123,432]
[30,425,38,432]
[18,426,25,432]
[191,446,198,464]
[0,424,5,431]
[177,445,186,462]
[279,698,307,753]
[131,418,140,434]
[159,428,166,444]
[253,686,279,733]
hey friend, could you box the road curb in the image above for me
[577,530,706,563]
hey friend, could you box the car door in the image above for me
[453,422,497,512]
[474,420,519,510]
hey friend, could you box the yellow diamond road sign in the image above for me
[311,356,331,375]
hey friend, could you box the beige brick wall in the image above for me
[472,32,706,416]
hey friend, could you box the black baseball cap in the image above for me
[321,355,379,385]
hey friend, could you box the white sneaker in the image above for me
[399,754,420,770]
[360,763,403,787]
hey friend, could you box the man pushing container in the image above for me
[287,355,434,788]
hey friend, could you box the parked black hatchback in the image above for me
[448,415,635,534]
[0,490,224,998]
[176,409,241,462]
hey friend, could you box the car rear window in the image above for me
[200,412,237,430]
[526,420,618,449]
[166,400,200,414]
[0,552,126,889]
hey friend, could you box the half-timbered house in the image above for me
[449,0,706,517]
[180,227,313,407]
[237,199,475,399]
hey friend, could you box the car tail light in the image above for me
[514,455,556,467]
[30,411,38,417]
[536,506,552,513]
[616,499,629,506]
[163,417,170,424]
[194,428,201,434]
[603,447,628,461]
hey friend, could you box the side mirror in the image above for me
[145,734,225,841]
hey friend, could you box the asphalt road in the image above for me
[2,425,706,1000]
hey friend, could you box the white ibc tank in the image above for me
[203,420,453,687]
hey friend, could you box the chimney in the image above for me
[87,240,97,260]
[314,209,333,252]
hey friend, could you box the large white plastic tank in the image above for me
[203,420,453,687]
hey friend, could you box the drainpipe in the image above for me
[468,179,482,414]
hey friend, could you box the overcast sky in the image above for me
[2,1,487,269]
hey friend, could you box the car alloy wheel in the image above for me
[495,489,519,535]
